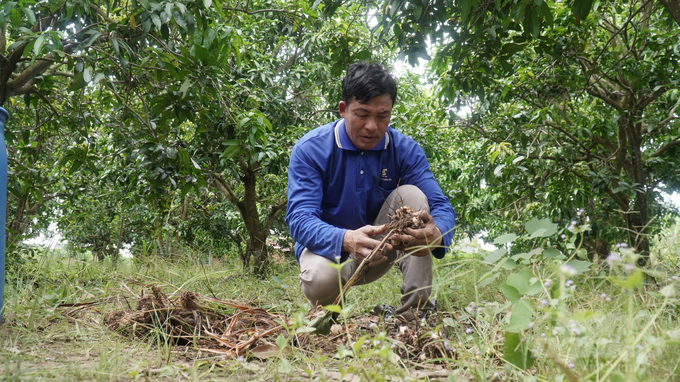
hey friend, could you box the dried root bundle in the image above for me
[306,206,426,332]
[103,286,284,357]
[338,206,424,303]
[387,205,424,231]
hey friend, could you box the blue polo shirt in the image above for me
[286,119,455,263]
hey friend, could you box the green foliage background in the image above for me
[1,0,680,379]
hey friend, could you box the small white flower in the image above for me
[566,279,574,287]
[606,254,621,264]
[544,279,553,288]
[568,363,575,369]
[465,328,473,334]
[540,299,548,307]
[560,264,578,277]
[600,293,607,298]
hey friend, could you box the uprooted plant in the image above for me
[309,206,425,331]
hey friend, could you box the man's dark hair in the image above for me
[341,62,397,106]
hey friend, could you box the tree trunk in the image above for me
[660,0,680,28]
[6,191,55,250]
[240,166,271,277]
[628,191,651,266]
[626,109,651,266]
[113,212,124,265]
[6,191,29,248]
[249,235,270,277]
[211,163,286,277]
[155,218,164,255]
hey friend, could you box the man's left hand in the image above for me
[390,210,442,257]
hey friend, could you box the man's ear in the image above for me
[339,101,347,118]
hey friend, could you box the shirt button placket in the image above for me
[357,152,365,189]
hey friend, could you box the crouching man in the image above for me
[285,62,455,321]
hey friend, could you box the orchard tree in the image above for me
[374,0,680,263]
[113,0,396,275]
[3,0,399,275]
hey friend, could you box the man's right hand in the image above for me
[343,225,392,266]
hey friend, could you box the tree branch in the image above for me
[263,199,287,234]
[0,21,6,56]
[223,6,308,18]
[660,0,680,28]
[591,133,618,155]
[637,85,671,110]
[210,172,243,211]
[586,87,624,111]
[651,96,680,133]
[651,138,680,158]
[584,0,652,89]
[89,3,116,24]
[8,43,77,95]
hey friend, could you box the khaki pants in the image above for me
[298,185,435,320]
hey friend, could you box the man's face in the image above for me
[339,93,393,150]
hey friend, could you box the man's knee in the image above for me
[299,264,341,306]
[389,185,429,212]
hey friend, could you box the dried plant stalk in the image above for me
[331,206,424,306]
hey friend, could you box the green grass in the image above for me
[1,242,680,381]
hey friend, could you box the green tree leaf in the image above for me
[572,0,594,20]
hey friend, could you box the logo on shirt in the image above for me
[381,168,392,182]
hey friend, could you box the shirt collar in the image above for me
[334,119,389,151]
